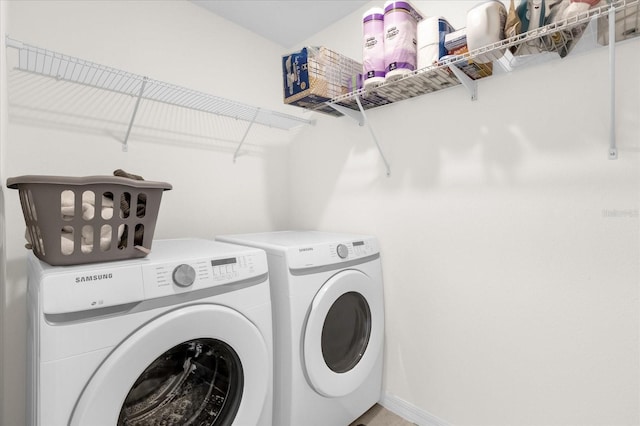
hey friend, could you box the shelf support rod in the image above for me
[354,95,391,177]
[448,63,478,101]
[328,97,391,177]
[122,77,148,152]
[233,108,260,162]
[328,102,365,126]
[608,5,618,160]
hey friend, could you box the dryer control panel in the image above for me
[287,236,379,270]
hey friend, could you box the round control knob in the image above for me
[336,244,349,259]
[172,264,196,287]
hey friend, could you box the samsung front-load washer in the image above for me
[27,238,272,426]
[216,231,384,426]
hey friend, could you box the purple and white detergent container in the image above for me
[383,0,424,81]
[417,16,455,70]
[363,7,386,89]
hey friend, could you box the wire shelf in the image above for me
[326,0,639,113]
[5,36,312,131]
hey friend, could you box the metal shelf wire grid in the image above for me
[5,36,312,131]
[326,0,639,113]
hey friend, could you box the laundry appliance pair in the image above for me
[27,232,384,426]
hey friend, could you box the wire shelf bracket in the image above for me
[447,63,478,101]
[233,107,260,162]
[122,76,148,152]
[328,96,391,177]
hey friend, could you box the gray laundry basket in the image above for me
[7,175,172,266]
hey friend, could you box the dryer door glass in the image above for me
[303,269,383,397]
[321,291,372,373]
[118,338,243,426]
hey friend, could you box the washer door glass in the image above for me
[70,305,269,426]
[321,292,371,373]
[303,269,383,398]
[118,338,242,426]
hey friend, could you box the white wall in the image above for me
[3,2,639,426]
[292,1,640,425]
[2,1,294,425]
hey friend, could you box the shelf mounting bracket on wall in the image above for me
[608,5,618,160]
[328,96,391,177]
[233,107,260,162]
[122,76,148,152]
[448,63,478,101]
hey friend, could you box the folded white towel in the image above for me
[60,191,115,221]
[25,191,123,256]
[60,191,117,254]
[60,223,124,254]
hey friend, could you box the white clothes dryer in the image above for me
[27,238,272,426]
[216,231,384,426]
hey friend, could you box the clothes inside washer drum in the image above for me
[117,339,243,426]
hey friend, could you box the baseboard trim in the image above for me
[380,393,451,426]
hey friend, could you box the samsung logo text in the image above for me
[75,273,113,284]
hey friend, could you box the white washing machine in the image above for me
[216,231,384,426]
[27,238,272,426]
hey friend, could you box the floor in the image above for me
[349,404,416,426]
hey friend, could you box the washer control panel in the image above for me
[288,237,379,270]
[142,253,263,300]
[37,240,268,315]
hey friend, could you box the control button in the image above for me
[336,244,349,259]
[172,264,196,287]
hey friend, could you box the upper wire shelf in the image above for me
[5,36,312,131]
[325,0,639,113]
